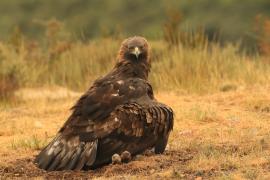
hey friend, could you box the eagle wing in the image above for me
[35,78,174,170]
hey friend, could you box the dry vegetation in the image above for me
[255,15,270,57]
[0,86,270,179]
[0,19,270,179]
[0,18,270,97]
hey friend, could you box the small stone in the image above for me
[180,174,185,178]
[135,154,144,161]
[112,153,121,164]
[120,151,131,163]
[150,169,155,174]
[165,144,170,151]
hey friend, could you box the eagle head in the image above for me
[118,36,150,64]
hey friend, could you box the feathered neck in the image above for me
[111,60,150,80]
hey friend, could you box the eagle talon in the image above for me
[120,151,132,163]
[112,154,121,164]
[144,148,154,156]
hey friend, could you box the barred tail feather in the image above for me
[35,134,98,171]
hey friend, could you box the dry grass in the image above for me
[0,86,270,179]
[1,29,270,97]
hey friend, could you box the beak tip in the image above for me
[134,47,140,59]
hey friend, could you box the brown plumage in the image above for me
[35,36,174,171]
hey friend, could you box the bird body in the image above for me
[35,36,174,171]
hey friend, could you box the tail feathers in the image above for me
[154,134,169,154]
[35,134,98,171]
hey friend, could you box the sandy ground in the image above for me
[0,86,270,179]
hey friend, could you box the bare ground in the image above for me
[0,86,270,179]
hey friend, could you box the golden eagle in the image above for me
[35,36,174,171]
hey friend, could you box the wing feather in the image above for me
[36,77,174,171]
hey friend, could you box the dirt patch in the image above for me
[0,150,195,179]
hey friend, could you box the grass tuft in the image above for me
[0,26,269,98]
[10,135,50,150]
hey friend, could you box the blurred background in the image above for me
[1,0,269,48]
[0,0,270,99]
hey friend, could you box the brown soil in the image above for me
[1,150,198,179]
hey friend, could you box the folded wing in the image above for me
[35,79,174,171]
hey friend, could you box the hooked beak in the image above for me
[131,47,141,59]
